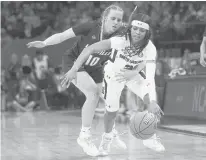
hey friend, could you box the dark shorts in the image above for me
[63,52,104,84]
[37,79,49,89]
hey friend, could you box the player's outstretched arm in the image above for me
[60,39,112,88]
[70,39,112,72]
[200,36,206,67]
[27,28,76,48]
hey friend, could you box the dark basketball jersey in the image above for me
[67,21,125,70]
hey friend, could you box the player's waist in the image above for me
[104,65,147,82]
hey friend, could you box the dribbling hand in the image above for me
[147,101,164,121]
[27,41,46,48]
[60,70,77,88]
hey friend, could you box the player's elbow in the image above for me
[81,46,95,58]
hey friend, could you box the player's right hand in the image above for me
[200,57,206,67]
[60,70,77,88]
[147,101,164,121]
[27,41,46,48]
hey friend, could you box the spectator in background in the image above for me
[1,67,7,111]
[32,49,53,109]
[11,66,37,111]
[197,5,206,21]
[48,66,69,109]
[6,53,21,104]
[21,54,32,68]
[1,28,13,50]
[23,10,41,29]
[32,49,53,90]
[53,66,67,93]
[172,14,186,39]
[200,26,206,67]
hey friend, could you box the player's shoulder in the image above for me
[146,40,157,51]
[72,20,98,34]
[144,40,157,59]
[110,35,127,45]
[92,20,101,27]
[84,20,99,29]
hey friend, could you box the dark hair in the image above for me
[36,49,44,55]
[22,66,32,75]
[127,13,151,55]
[54,67,62,74]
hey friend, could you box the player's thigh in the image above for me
[85,66,104,84]
[84,67,104,96]
[103,76,125,112]
[73,71,99,97]
[126,80,149,101]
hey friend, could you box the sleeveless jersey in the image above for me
[33,55,48,79]
[104,36,157,83]
[68,21,125,69]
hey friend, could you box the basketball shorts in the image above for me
[102,73,149,112]
[63,51,104,84]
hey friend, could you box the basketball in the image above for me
[129,111,157,140]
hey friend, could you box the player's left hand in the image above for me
[60,69,77,88]
[115,69,137,83]
[147,101,164,120]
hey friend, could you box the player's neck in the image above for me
[131,40,142,48]
[102,27,114,39]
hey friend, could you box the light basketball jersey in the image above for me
[104,36,157,83]
[34,55,48,79]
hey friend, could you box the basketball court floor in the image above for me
[1,110,206,160]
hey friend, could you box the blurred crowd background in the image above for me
[1,1,206,113]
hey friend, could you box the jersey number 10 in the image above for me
[85,56,100,66]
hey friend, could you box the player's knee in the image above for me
[85,85,100,99]
[105,104,119,113]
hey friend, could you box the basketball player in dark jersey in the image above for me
[200,26,206,67]
[27,4,126,156]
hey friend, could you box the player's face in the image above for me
[131,26,147,44]
[104,10,123,34]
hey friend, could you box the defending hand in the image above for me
[60,69,77,88]
[27,41,46,48]
[147,101,164,120]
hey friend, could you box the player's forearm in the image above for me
[146,62,157,101]
[44,28,76,46]
[136,61,146,73]
[200,41,206,58]
[71,47,95,72]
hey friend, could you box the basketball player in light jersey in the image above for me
[27,4,127,156]
[200,26,206,67]
[61,13,165,155]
